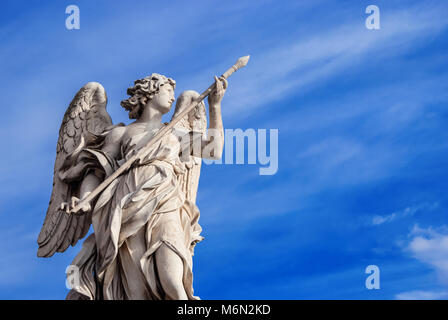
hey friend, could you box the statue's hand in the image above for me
[208,76,228,106]
[60,196,91,215]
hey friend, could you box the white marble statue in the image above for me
[37,57,249,300]
[36,72,229,299]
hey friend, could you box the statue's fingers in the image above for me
[214,75,222,91]
[80,201,88,212]
[61,202,70,213]
[219,82,226,95]
[220,77,228,90]
[214,75,218,88]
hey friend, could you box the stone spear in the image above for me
[71,55,250,213]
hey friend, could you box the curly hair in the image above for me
[120,73,176,119]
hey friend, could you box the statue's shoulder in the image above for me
[104,123,127,144]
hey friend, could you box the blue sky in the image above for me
[0,0,447,299]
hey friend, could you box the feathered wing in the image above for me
[171,90,207,204]
[37,82,113,257]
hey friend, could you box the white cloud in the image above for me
[407,227,448,284]
[396,225,448,300]
[396,290,448,300]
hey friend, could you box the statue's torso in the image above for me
[109,122,185,174]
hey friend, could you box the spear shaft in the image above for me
[72,55,250,213]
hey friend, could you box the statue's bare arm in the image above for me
[195,76,227,160]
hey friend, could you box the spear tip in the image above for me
[238,55,250,68]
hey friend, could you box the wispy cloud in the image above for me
[223,2,448,118]
[370,202,440,226]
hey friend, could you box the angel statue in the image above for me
[36,69,233,299]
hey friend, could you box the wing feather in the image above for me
[37,82,112,257]
[171,90,207,204]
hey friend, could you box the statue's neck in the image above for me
[137,102,163,127]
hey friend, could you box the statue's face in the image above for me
[152,84,175,114]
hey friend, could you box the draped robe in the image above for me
[63,125,203,300]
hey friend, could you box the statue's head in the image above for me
[121,73,176,119]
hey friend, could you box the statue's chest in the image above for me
[124,125,154,140]
[120,125,179,161]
